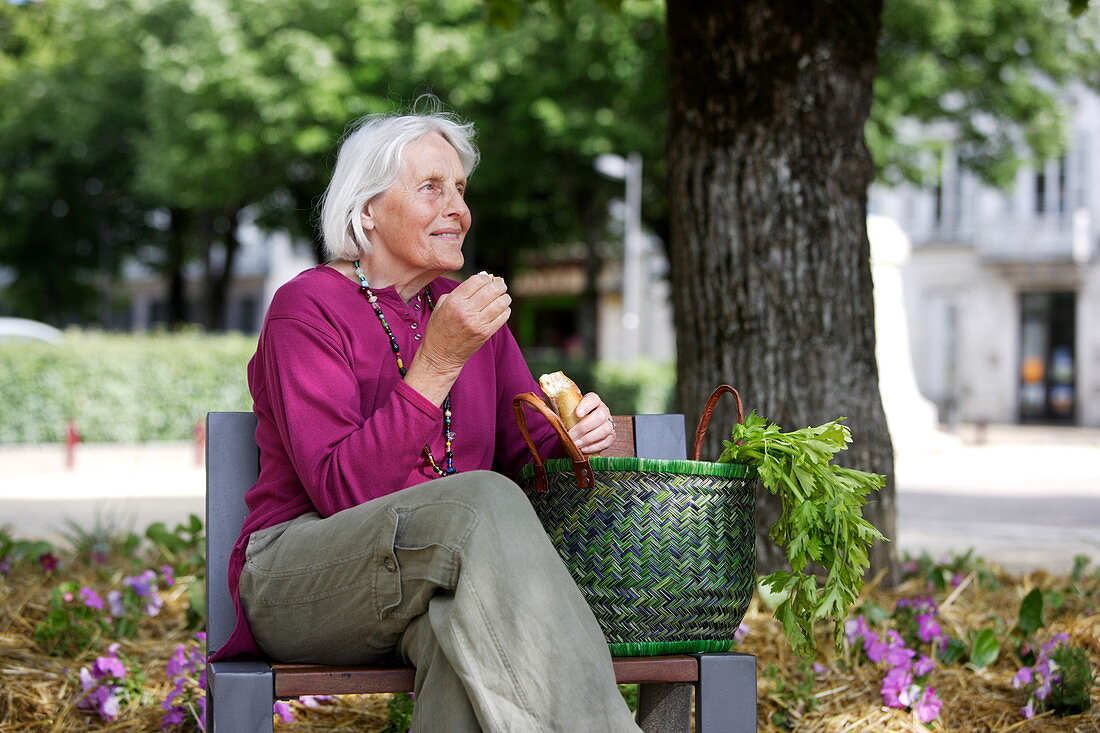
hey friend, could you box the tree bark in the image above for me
[166,207,190,326]
[666,0,897,584]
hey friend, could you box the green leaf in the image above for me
[1016,587,1045,637]
[969,628,1001,668]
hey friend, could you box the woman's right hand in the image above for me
[405,273,511,404]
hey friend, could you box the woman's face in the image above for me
[361,132,471,279]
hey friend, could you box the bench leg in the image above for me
[636,682,692,733]
[208,660,275,733]
[694,652,757,733]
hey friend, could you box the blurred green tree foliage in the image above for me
[0,0,665,327]
[873,0,1100,186]
[1,0,1096,325]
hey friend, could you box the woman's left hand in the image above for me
[567,392,616,455]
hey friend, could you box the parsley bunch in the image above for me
[718,411,887,658]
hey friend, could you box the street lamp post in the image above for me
[595,152,644,362]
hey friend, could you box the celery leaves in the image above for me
[718,411,887,658]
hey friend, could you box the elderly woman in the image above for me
[211,109,641,731]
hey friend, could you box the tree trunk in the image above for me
[167,207,190,326]
[666,0,897,585]
[198,208,241,331]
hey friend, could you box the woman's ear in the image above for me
[360,203,375,232]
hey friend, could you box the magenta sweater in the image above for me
[212,265,562,660]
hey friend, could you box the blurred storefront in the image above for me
[870,85,1100,427]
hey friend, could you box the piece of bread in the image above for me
[538,371,583,431]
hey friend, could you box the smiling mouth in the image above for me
[430,232,462,240]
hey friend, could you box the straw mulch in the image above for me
[1,558,1097,731]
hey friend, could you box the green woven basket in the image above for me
[513,386,758,657]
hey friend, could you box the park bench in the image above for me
[206,410,757,732]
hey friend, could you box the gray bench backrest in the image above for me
[205,411,260,655]
[203,411,686,656]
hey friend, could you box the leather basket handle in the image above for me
[691,385,745,461]
[512,392,594,492]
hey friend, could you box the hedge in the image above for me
[0,332,676,444]
[0,330,256,443]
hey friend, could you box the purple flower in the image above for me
[90,548,111,565]
[80,587,105,611]
[863,633,887,663]
[845,615,871,645]
[167,645,189,677]
[298,695,335,709]
[733,622,749,643]
[1020,701,1035,719]
[1041,633,1069,652]
[273,700,294,723]
[1034,680,1052,701]
[160,565,175,587]
[124,570,157,598]
[912,654,935,677]
[1012,666,1033,689]
[812,662,828,676]
[162,707,185,727]
[107,590,125,617]
[79,667,97,692]
[38,552,59,572]
[0,554,13,575]
[915,687,943,723]
[916,613,942,643]
[880,666,913,708]
[92,653,126,680]
[78,683,121,721]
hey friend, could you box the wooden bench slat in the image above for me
[273,656,699,697]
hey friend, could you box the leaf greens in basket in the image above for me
[717,411,887,658]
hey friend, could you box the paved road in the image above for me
[2,425,1098,573]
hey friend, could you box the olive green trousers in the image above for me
[239,470,641,733]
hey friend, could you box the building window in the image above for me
[1034,169,1046,214]
[1057,155,1067,215]
[932,150,944,226]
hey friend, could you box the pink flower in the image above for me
[80,587,105,611]
[863,633,887,663]
[916,613,942,643]
[1012,666,1033,689]
[915,687,942,723]
[912,654,935,678]
[298,695,335,709]
[160,565,175,587]
[733,622,749,643]
[880,667,913,708]
[273,700,294,723]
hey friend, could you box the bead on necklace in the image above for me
[353,259,455,476]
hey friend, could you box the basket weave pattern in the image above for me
[520,456,757,656]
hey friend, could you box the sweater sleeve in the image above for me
[492,326,566,478]
[261,315,443,516]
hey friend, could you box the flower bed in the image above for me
[1,521,1096,731]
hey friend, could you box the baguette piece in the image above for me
[538,371,583,431]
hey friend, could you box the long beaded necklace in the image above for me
[353,259,456,476]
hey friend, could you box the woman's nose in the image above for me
[444,186,469,219]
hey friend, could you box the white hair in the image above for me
[319,105,479,261]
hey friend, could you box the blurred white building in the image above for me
[871,85,1100,427]
[119,214,315,333]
